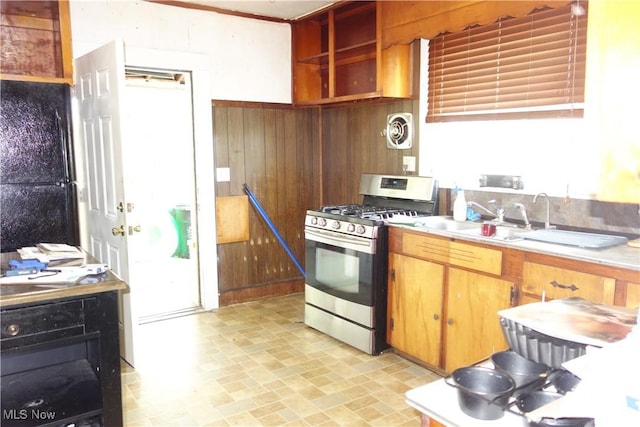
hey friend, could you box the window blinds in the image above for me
[427,2,587,122]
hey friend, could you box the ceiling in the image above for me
[176,0,337,20]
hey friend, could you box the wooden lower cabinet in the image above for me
[387,246,513,372]
[388,226,639,373]
[444,268,512,372]
[626,282,640,308]
[387,253,444,367]
[521,261,616,305]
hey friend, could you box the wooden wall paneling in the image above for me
[274,108,288,280]
[227,107,247,195]
[263,108,280,282]
[349,104,364,199]
[212,106,237,294]
[321,99,421,204]
[322,107,350,205]
[244,108,267,286]
[212,103,320,305]
[213,107,230,196]
[283,109,301,277]
[372,103,389,173]
[224,107,249,293]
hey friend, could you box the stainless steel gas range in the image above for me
[304,174,439,355]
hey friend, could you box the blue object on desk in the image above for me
[5,267,39,276]
[9,259,48,270]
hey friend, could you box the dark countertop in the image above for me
[1,251,128,308]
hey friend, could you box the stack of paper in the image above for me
[18,244,84,263]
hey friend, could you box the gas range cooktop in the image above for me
[319,204,424,220]
[305,174,439,233]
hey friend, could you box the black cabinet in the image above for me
[1,291,122,427]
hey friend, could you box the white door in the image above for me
[74,40,137,364]
[74,41,203,368]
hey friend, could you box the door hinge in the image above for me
[390,268,395,281]
[389,318,394,331]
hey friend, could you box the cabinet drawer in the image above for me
[400,233,502,275]
[449,241,502,275]
[522,262,616,304]
[1,300,85,348]
[401,233,449,263]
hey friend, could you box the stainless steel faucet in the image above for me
[467,200,504,222]
[533,193,555,229]
[514,203,531,229]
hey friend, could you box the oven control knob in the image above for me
[346,223,355,233]
[356,225,366,234]
[332,221,341,230]
[310,217,318,226]
[319,218,327,227]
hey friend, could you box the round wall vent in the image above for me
[385,113,413,149]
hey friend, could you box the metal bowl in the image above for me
[491,350,550,389]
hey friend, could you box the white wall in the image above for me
[69,0,292,103]
[417,40,599,199]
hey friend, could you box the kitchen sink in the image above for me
[454,224,526,241]
[413,216,481,231]
[512,228,629,249]
[413,216,528,241]
[405,216,630,248]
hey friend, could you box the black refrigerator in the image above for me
[0,80,79,252]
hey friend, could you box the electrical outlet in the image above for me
[403,156,416,172]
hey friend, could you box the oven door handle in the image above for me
[305,228,376,255]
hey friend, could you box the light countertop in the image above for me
[390,222,640,272]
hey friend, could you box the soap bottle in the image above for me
[453,187,467,221]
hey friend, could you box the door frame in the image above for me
[120,46,219,312]
[73,44,218,312]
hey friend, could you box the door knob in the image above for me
[112,225,126,236]
[128,225,142,235]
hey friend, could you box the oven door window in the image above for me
[305,240,373,306]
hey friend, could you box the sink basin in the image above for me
[513,229,629,249]
[455,225,525,241]
[413,216,481,231]
[413,216,526,240]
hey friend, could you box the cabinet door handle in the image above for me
[447,318,454,326]
[433,314,440,320]
[550,280,579,292]
[6,323,20,336]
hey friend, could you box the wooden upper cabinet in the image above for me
[0,0,73,83]
[584,0,640,203]
[292,1,414,105]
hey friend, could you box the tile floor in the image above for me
[121,293,442,426]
